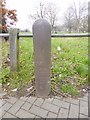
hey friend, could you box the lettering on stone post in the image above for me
[9,29,19,72]
[33,19,51,98]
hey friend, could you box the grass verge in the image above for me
[0,37,88,97]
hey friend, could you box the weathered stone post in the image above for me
[33,19,51,98]
[9,28,19,72]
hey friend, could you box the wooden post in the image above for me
[88,1,90,117]
[0,37,2,71]
[0,16,2,71]
[33,19,51,98]
[9,28,19,72]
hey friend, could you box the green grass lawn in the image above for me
[0,37,88,97]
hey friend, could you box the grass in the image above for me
[0,37,88,97]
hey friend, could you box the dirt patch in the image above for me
[2,79,88,99]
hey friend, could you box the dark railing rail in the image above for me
[0,33,90,38]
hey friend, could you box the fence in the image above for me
[0,30,89,72]
[0,32,90,38]
[0,19,90,98]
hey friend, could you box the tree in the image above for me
[0,0,17,33]
[70,1,87,32]
[45,2,58,30]
[30,1,46,20]
[80,15,88,32]
[64,7,74,33]
[63,0,88,33]
[30,1,59,31]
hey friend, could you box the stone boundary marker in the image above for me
[33,19,51,98]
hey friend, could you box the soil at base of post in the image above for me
[2,79,88,99]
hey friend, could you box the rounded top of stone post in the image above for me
[32,18,51,30]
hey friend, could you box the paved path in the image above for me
[0,93,88,119]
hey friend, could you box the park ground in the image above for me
[0,36,88,98]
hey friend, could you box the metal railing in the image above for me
[0,32,89,72]
[0,33,90,38]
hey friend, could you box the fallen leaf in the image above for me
[82,89,86,92]
[11,88,17,92]
[7,83,10,86]
[57,46,61,51]
[27,86,33,91]
[59,74,62,77]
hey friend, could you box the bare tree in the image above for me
[63,0,88,33]
[71,1,87,32]
[80,15,88,32]
[64,7,74,33]
[29,1,59,31]
[30,1,46,20]
[45,3,58,30]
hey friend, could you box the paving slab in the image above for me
[79,114,88,118]
[8,99,25,115]
[20,96,28,101]
[44,98,54,103]
[52,98,70,109]
[47,112,57,118]
[16,108,35,118]
[41,101,59,114]
[78,95,88,102]
[29,105,48,118]
[0,108,2,118]
[2,100,6,107]
[0,108,6,118]
[68,104,79,118]
[3,112,17,118]
[2,102,12,111]
[0,92,88,119]
[5,97,17,104]
[21,101,32,111]
[80,100,88,116]
[34,98,44,106]
[58,108,68,118]
[0,100,2,108]
[26,96,37,104]
[63,97,79,105]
